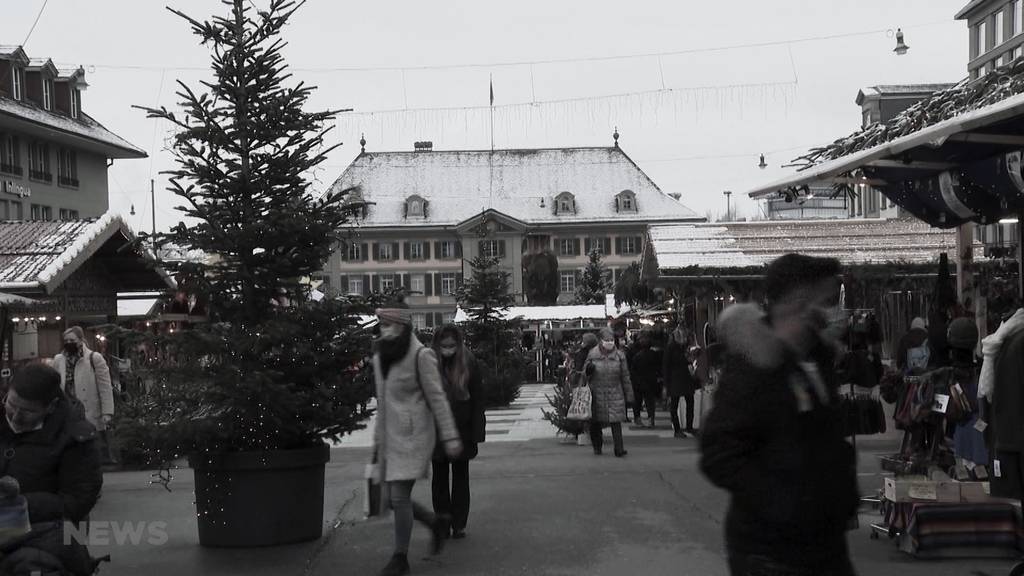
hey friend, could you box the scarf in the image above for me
[64,353,79,399]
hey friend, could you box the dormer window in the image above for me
[404,195,427,219]
[70,88,79,118]
[11,68,24,101]
[615,190,637,213]
[554,192,576,215]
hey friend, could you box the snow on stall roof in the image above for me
[649,218,979,272]
[117,298,159,318]
[325,147,701,227]
[0,97,145,158]
[453,294,627,323]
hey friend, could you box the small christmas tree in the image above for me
[543,385,588,437]
[457,255,525,407]
[575,249,610,305]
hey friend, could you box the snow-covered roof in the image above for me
[117,297,160,319]
[325,146,701,228]
[454,294,628,323]
[0,96,145,159]
[0,214,174,293]
[648,218,980,273]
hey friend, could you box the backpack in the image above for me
[906,340,931,374]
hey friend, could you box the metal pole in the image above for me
[151,179,158,259]
[724,190,732,222]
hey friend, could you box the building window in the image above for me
[1015,46,1024,60]
[0,200,7,220]
[28,142,50,182]
[407,199,422,217]
[379,273,395,291]
[441,272,457,296]
[440,241,456,259]
[30,204,51,221]
[348,276,363,295]
[42,79,53,110]
[589,237,608,255]
[480,239,500,259]
[554,192,576,215]
[616,191,637,212]
[411,313,427,331]
[11,68,24,101]
[70,88,80,119]
[622,236,638,255]
[347,243,362,261]
[9,201,21,220]
[0,134,19,176]
[559,238,575,256]
[57,148,78,187]
[378,243,394,261]
[58,208,79,221]
[1016,0,1023,36]
[996,10,1006,46]
[978,20,988,57]
[443,312,455,324]
[410,274,425,295]
[409,241,424,260]
[560,271,576,294]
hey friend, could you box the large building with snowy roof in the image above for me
[0,45,145,222]
[319,138,703,327]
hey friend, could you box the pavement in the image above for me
[89,385,1021,576]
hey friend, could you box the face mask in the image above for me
[64,342,79,356]
[378,325,404,341]
[440,347,457,358]
[601,340,615,352]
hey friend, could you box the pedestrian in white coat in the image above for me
[51,327,114,431]
[372,307,462,576]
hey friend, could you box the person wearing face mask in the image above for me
[584,327,634,457]
[52,327,114,434]
[372,307,462,576]
[700,254,859,576]
[429,324,485,541]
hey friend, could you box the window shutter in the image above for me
[499,240,506,257]
[456,273,464,289]
[340,243,349,261]
[371,274,380,292]
[403,242,410,260]
[615,237,622,254]
[584,238,591,254]
[434,241,442,259]
[604,237,611,254]
[636,236,644,254]
[360,243,368,261]
[455,241,463,258]
[434,313,443,327]
[423,241,431,260]
[573,238,581,255]
[392,242,401,261]
[371,243,379,261]
[339,274,348,292]
[400,273,409,289]
[434,273,443,296]
[362,274,370,296]
[426,313,435,328]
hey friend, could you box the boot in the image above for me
[378,554,410,576]
[648,417,656,429]
[431,514,452,555]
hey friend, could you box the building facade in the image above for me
[958,0,1024,79]
[0,45,145,221]
[319,140,703,328]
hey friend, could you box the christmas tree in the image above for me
[121,0,374,462]
[457,255,525,407]
[543,385,588,437]
[575,249,610,305]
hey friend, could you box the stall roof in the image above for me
[646,218,979,276]
[454,294,628,324]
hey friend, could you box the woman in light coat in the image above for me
[372,307,462,576]
[51,326,114,431]
[585,327,634,457]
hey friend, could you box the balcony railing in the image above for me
[58,175,79,188]
[29,169,52,183]
[0,163,22,176]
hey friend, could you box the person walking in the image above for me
[585,327,634,457]
[52,327,114,433]
[629,333,660,428]
[663,325,698,438]
[700,254,859,576]
[372,308,463,576]
[430,324,486,541]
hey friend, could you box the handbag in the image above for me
[364,452,387,518]
[566,384,592,421]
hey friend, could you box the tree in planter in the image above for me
[575,249,610,305]
[457,255,526,407]
[119,0,374,546]
[522,250,559,305]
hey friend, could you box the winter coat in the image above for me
[0,400,102,524]
[979,308,1024,402]
[895,327,930,372]
[373,338,460,482]
[699,304,859,571]
[629,347,661,393]
[585,347,634,423]
[991,328,1024,452]
[433,350,486,462]
[663,339,697,397]
[52,346,114,431]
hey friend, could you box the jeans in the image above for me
[387,480,434,555]
[589,421,625,454]
[432,459,471,533]
[670,392,695,433]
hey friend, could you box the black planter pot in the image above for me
[188,442,330,547]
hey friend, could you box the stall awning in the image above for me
[454,295,629,324]
[745,70,1024,228]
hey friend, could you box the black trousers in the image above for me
[632,387,657,422]
[670,392,695,433]
[431,459,471,532]
[589,421,624,454]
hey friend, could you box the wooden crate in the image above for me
[884,477,961,503]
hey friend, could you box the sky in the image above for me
[0,0,971,231]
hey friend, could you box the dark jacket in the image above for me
[629,347,661,393]
[0,399,102,524]
[993,329,1024,452]
[699,304,859,570]
[896,327,929,372]
[434,351,486,461]
[663,339,697,397]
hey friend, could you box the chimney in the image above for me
[414,141,433,152]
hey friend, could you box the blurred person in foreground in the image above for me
[700,254,859,576]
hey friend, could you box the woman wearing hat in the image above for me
[584,327,634,456]
[372,307,462,576]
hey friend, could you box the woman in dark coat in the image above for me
[663,325,698,438]
[431,324,486,540]
[629,333,661,428]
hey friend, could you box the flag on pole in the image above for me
[489,75,494,106]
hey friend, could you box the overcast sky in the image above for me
[1,0,970,230]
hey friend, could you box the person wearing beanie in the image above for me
[372,306,463,576]
[700,253,859,576]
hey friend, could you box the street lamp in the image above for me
[723,190,733,222]
[893,28,909,55]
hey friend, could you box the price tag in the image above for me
[995,459,1002,478]
[975,420,989,433]
[932,394,950,414]
[984,482,991,495]
[909,483,938,500]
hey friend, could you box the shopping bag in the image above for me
[566,385,592,421]
[364,461,386,518]
[690,387,714,430]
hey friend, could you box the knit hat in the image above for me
[947,317,979,350]
[910,317,927,331]
[375,308,412,326]
[581,333,598,348]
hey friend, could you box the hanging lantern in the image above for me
[758,154,767,169]
[893,28,909,56]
